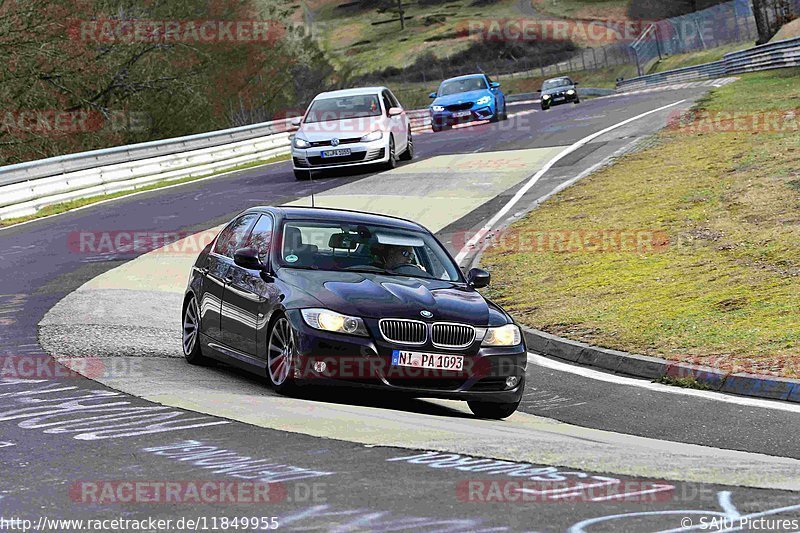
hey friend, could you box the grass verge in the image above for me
[481,67,800,377]
[649,42,750,73]
[0,154,290,228]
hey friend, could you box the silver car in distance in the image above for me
[290,87,414,180]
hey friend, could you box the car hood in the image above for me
[542,85,576,96]
[432,89,491,107]
[297,118,387,141]
[279,269,491,325]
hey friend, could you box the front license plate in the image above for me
[391,350,464,371]
[452,110,472,118]
[554,97,565,102]
[321,148,351,158]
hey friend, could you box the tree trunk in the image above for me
[752,0,773,44]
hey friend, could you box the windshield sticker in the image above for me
[286,254,299,263]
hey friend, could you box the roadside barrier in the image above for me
[0,87,612,222]
[617,36,800,91]
[0,110,439,221]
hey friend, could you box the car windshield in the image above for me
[304,95,382,123]
[279,220,462,282]
[438,77,487,96]
[542,78,572,90]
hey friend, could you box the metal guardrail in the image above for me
[617,35,800,91]
[0,119,296,189]
[0,107,439,221]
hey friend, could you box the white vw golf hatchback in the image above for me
[291,87,413,180]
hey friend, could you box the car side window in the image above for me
[387,90,400,108]
[213,214,258,259]
[382,92,393,115]
[245,214,274,262]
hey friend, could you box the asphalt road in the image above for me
[3,88,800,532]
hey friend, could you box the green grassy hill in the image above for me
[293,0,633,77]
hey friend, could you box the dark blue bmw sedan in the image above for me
[182,206,526,419]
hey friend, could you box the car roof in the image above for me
[250,206,428,232]
[545,77,572,82]
[441,74,486,83]
[313,87,388,100]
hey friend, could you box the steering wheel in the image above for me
[391,264,428,276]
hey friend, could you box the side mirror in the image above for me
[291,117,302,127]
[490,82,500,88]
[429,92,437,99]
[536,88,542,93]
[467,268,491,289]
[388,106,403,117]
[573,82,579,85]
[234,247,264,271]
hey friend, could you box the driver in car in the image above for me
[371,243,415,270]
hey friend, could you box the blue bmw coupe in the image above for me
[429,73,507,132]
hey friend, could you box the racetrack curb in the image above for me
[522,326,800,403]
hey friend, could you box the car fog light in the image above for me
[506,376,520,389]
[313,361,327,373]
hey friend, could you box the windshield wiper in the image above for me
[283,264,319,270]
[343,265,436,281]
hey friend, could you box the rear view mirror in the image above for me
[467,268,491,288]
[234,247,264,271]
[329,233,360,251]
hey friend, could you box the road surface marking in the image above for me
[455,99,688,263]
[528,353,800,414]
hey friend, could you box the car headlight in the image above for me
[481,324,521,347]
[431,105,445,112]
[567,89,576,95]
[360,130,383,142]
[476,96,492,106]
[293,136,311,149]
[301,308,369,337]
[542,94,551,100]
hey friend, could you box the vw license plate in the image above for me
[321,148,351,158]
[391,350,464,371]
[452,111,471,118]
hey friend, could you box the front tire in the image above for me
[500,102,508,120]
[541,103,550,111]
[383,135,397,170]
[468,400,520,420]
[182,296,214,366]
[294,169,311,181]
[267,316,297,394]
[490,99,500,123]
[399,131,414,161]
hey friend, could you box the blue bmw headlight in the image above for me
[431,105,445,112]
[476,96,492,106]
